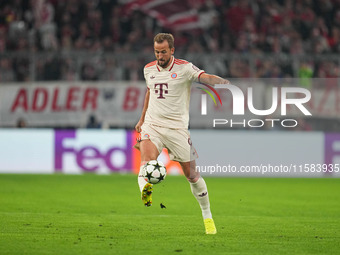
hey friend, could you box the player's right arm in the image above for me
[135,88,150,133]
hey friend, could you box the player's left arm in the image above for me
[199,73,230,86]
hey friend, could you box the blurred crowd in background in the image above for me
[1,0,340,131]
[1,0,340,83]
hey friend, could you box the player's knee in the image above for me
[184,167,200,183]
[141,156,156,163]
[186,175,200,183]
[140,142,159,162]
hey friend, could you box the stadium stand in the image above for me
[0,0,339,131]
[0,0,340,82]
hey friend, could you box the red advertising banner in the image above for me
[0,80,338,128]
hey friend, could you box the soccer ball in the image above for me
[142,160,167,184]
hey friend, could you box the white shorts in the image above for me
[134,123,198,162]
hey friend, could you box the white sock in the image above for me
[190,177,212,219]
[138,162,148,193]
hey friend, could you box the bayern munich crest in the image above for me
[171,73,177,79]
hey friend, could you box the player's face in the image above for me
[154,41,174,68]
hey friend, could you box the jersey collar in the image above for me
[156,56,175,72]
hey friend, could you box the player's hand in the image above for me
[135,120,143,133]
[222,79,230,84]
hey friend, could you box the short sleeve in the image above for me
[143,68,150,89]
[186,62,205,83]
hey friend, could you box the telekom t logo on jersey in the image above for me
[154,83,168,99]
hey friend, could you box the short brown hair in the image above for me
[154,33,174,49]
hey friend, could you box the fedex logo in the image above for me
[54,130,133,173]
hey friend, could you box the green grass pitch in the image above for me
[1,174,340,255]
